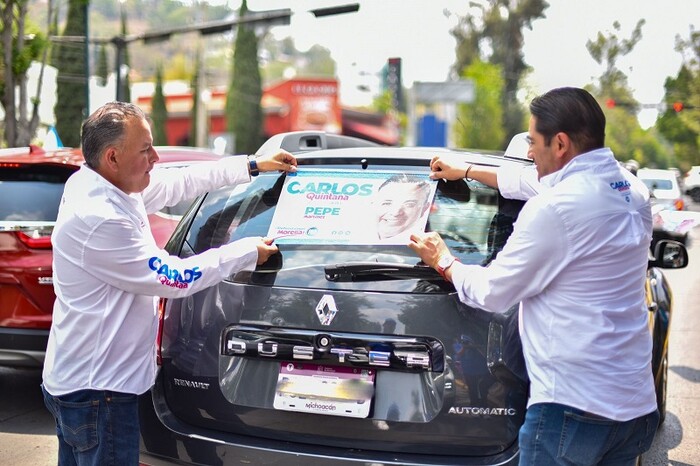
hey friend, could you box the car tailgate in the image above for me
[158,280,526,457]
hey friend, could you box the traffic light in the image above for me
[603,98,638,109]
[673,101,684,112]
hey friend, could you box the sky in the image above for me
[239,0,699,129]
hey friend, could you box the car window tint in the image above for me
[0,166,72,222]
[187,176,281,252]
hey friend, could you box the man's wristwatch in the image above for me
[436,254,458,278]
[248,156,260,177]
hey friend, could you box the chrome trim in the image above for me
[258,342,278,357]
[293,346,314,360]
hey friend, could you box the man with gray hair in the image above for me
[41,101,297,465]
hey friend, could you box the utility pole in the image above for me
[84,0,89,113]
[115,0,129,102]
[193,0,208,147]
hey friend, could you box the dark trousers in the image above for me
[519,402,659,465]
[42,385,140,466]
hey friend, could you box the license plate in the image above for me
[273,362,375,418]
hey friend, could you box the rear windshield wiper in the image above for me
[324,262,441,282]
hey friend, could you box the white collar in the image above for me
[540,147,615,188]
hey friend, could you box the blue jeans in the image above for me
[519,403,659,466]
[41,386,140,466]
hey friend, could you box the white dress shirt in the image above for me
[450,148,657,421]
[43,156,259,396]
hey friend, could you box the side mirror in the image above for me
[649,240,688,269]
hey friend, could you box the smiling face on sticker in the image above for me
[373,175,432,240]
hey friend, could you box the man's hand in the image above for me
[408,232,451,269]
[256,237,279,265]
[430,156,470,181]
[255,150,298,174]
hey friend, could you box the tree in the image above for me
[451,0,549,146]
[225,0,263,155]
[53,0,88,148]
[601,99,669,168]
[454,59,505,150]
[260,36,337,83]
[585,19,673,168]
[162,53,192,81]
[586,19,645,109]
[0,0,49,146]
[657,28,700,169]
[151,63,168,146]
[303,44,336,77]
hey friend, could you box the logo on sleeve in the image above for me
[610,180,631,202]
[148,257,202,289]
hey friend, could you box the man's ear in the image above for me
[553,132,573,158]
[102,147,119,172]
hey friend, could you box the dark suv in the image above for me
[139,132,686,465]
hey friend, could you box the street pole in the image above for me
[115,0,128,102]
[114,37,125,102]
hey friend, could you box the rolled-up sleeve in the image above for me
[497,165,541,201]
[143,156,251,214]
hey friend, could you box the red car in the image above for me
[0,145,224,367]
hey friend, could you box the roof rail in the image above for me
[255,131,379,156]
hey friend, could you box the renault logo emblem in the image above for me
[315,294,338,326]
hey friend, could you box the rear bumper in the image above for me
[139,379,520,466]
[0,328,48,367]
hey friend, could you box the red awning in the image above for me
[342,120,398,146]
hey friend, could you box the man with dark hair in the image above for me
[41,101,297,465]
[410,87,657,465]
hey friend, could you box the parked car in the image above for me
[647,239,688,426]
[637,167,689,211]
[138,131,688,465]
[0,145,224,368]
[637,167,694,247]
[683,165,700,202]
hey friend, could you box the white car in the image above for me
[637,168,688,211]
[683,166,700,202]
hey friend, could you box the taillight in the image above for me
[156,298,167,365]
[16,229,53,249]
[675,199,685,211]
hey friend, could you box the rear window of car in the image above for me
[185,170,523,291]
[0,165,73,222]
[641,178,674,191]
